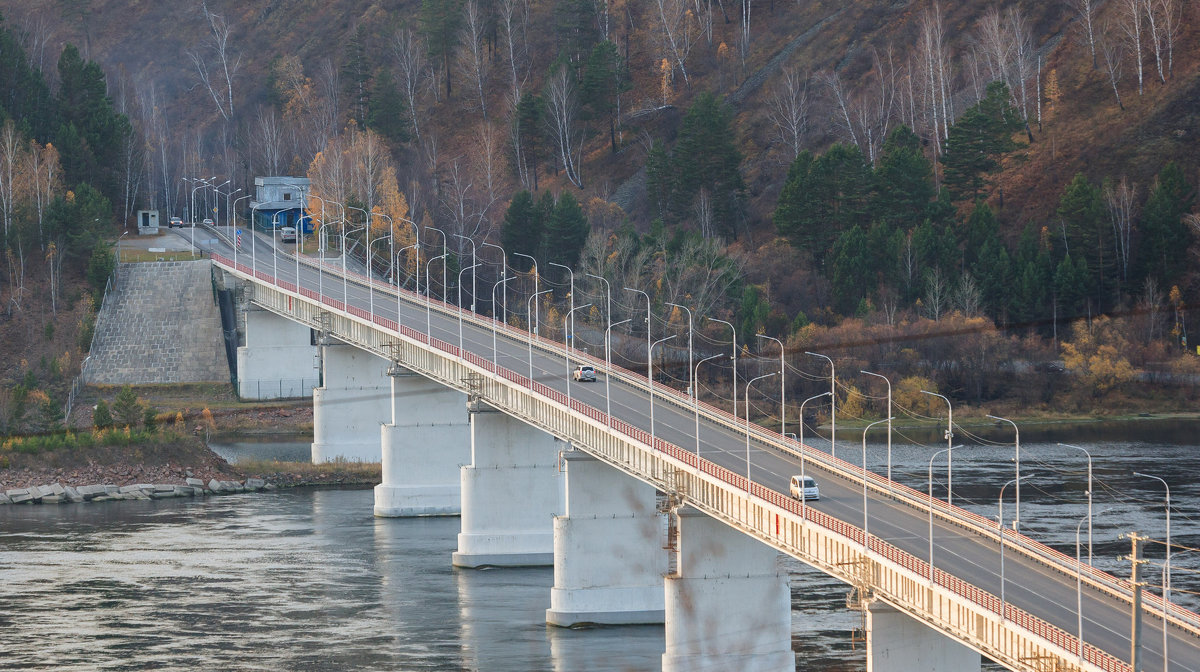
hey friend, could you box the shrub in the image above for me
[143,406,159,432]
[112,386,143,428]
[93,399,113,428]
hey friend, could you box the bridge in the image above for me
[194,225,1196,672]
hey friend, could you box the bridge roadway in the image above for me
[203,227,1197,671]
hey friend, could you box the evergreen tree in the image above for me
[553,0,599,68]
[1136,161,1194,288]
[971,237,1013,320]
[342,25,372,127]
[1054,254,1090,319]
[368,69,410,144]
[543,191,589,276]
[0,17,56,142]
[92,398,113,429]
[829,225,871,314]
[940,81,1022,202]
[872,125,934,230]
[420,0,464,97]
[962,200,1000,269]
[514,92,546,191]
[580,41,630,153]
[1057,173,1114,311]
[111,385,143,428]
[774,143,871,265]
[672,91,745,238]
[500,191,544,270]
[56,44,130,205]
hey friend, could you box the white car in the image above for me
[280,226,297,243]
[572,365,596,382]
[789,475,820,501]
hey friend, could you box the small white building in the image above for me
[249,177,311,231]
[136,209,160,235]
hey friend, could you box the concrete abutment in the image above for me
[866,600,981,672]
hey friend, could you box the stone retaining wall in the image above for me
[86,261,229,384]
[1,478,270,505]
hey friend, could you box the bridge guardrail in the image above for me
[214,255,1192,668]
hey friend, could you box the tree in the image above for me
[500,190,544,269]
[1058,173,1115,310]
[775,144,871,265]
[580,41,630,153]
[368,70,410,145]
[513,91,546,191]
[940,81,1022,202]
[545,63,584,188]
[543,191,589,274]
[871,126,934,230]
[1061,317,1135,397]
[92,398,113,429]
[1136,161,1193,288]
[111,385,143,428]
[188,4,240,121]
[421,0,464,98]
[766,66,809,162]
[672,91,745,238]
[56,44,131,204]
[341,24,371,127]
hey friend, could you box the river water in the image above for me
[2,429,1197,671]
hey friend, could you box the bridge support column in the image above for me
[236,308,317,400]
[546,451,665,626]
[311,342,390,463]
[452,400,560,567]
[866,601,980,672]
[662,507,793,672]
[374,367,469,517]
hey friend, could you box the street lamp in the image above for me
[693,353,724,459]
[927,445,961,583]
[586,273,612,349]
[649,334,677,450]
[604,318,632,426]
[527,288,553,383]
[492,275,514,368]
[396,242,419,328]
[548,261,575,352]
[116,231,129,273]
[458,263,483,353]
[798,392,830,517]
[513,251,539,301]
[759,334,784,436]
[806,352,835,457]
[1059,443,1094,565]
[998,474,1033,622]
[454,234,477,314]
[424,225,448,302]
[481,241,508,325]
[861,417,892,549]
[624,287,652,396]
[861,370,893,481]
[231,193,253,270]
[1133,470,1171,671]
[341,222,367,307]
[1076,508,1114,666]
[988,414,1021,530]
[922,390,954,506]
[710,318,737,415]
[369,230,395,320]
[744,371,778,482]
[426,251,449,337]
[564,303,593,406]
[666,302,693,399]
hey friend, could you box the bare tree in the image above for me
[255,107,285,176]
[1104,176,1138,285]
[458,0,490,119]
[393,28,428,144]
[27,139,59,247]
[0,121,21,247]
[1139,277,1165,342]
[1142,0,1166,85]
[1154,0,1182,78]
[188,3,240,121]
[655,0,696,86]
[471,121,503,213]
[545,65,584,189]
[766,66,809,162]
[976,6,1035,121]
[1067,0,1100,68]
[498,0,528,95]
[953,272,982,317]
[923,267,948,321]
[916,3,952,153]
[1117,0,1144,95]
[1099,27,1125,109]
[824,71,860,151]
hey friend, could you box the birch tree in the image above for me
[189,3,240,121]
[545,65,584,188]
[1067,0,1099,68]
[655,0,696,86]
[1099,27,1125,109]
[0,121,22,247]
[255,107,285,176]
[499,0,528,95]
[1118,0,1144,95]
[767,66,809,162]
[1154,0,1181,79]
[457,0,490,119]
[1104,176,1137,285]
[392,28,428,143]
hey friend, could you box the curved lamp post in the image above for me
[693,353,724,459]
[806,352,835,457]
[481,241,508,325]
[921,390,954,506]
[586,273,612,349]
[988,414,1021,530]
[604,318,632,426]
[341,223,367,307]
[424,225,448,302]
[527,288,553,383]
[426,251,449,338]
[548,262,575,349]
[1133,470,1170,672]
[759,334,784,435]
[798,392,830,517]
[564,303,593,407]
[744,371,778,482]
[649,334,677,450]
[927,445,960,583]
[458,263,483,353]
[624,287,652,395]
[998,474,1033,622]
[861,417,892,549]
[454,234,477,314]
[231,193,253,270]
[861,370,893,481]
[710,318,737,416]
[666,302,693,399]
[1076,507,1113,666]
[491,275,514,368]
[1059,443,1094,565]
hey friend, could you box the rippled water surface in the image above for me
[1,433,1197,670]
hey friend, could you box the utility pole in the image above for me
[1126,532,1148,672]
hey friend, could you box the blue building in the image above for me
[249,177,313,233]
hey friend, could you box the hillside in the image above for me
[1,0,1198,428]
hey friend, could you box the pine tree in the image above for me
[673,91,745,238]
[1058,173,1114,311]
[514,92,545,191]
[581,41,630,153]
[774,144,871,266]
[111,385,143,428]
[500,191,544,270]
[1136,162,1194,288]
[368,70,410,145]
[871,126,934,230]
[342,25,372,127]
[940,81,1022,202]
[420,0,464,97]
[543,191,589,274]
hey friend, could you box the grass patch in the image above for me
[236,457,381,480]
[120,250,199,263]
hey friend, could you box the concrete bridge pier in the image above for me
[546,451,666,626]
[374,366,469,517]
[452,400,561,567]
[236,308,318,400]
[311,341,390,463]
[866,601,980,671]
[662,507,794,672]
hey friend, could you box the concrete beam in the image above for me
[866,600,981,672]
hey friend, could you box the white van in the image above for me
[280,226,297,243]
[789,475,820,501]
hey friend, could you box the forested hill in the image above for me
[0,0,1198,422]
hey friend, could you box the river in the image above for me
[1,430,1196,670]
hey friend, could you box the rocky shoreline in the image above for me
[2,477,272,505]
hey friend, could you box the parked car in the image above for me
[572,365,596,382]
[280,226,297,243]
[789,475,820,501]
[168,217,184,228]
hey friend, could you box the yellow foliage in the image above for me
[839,383,866,420]
[895,376,938,416]
[1061,317,1136,396]
[201,407,216,430]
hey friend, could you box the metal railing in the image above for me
[216,253,1199,672]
